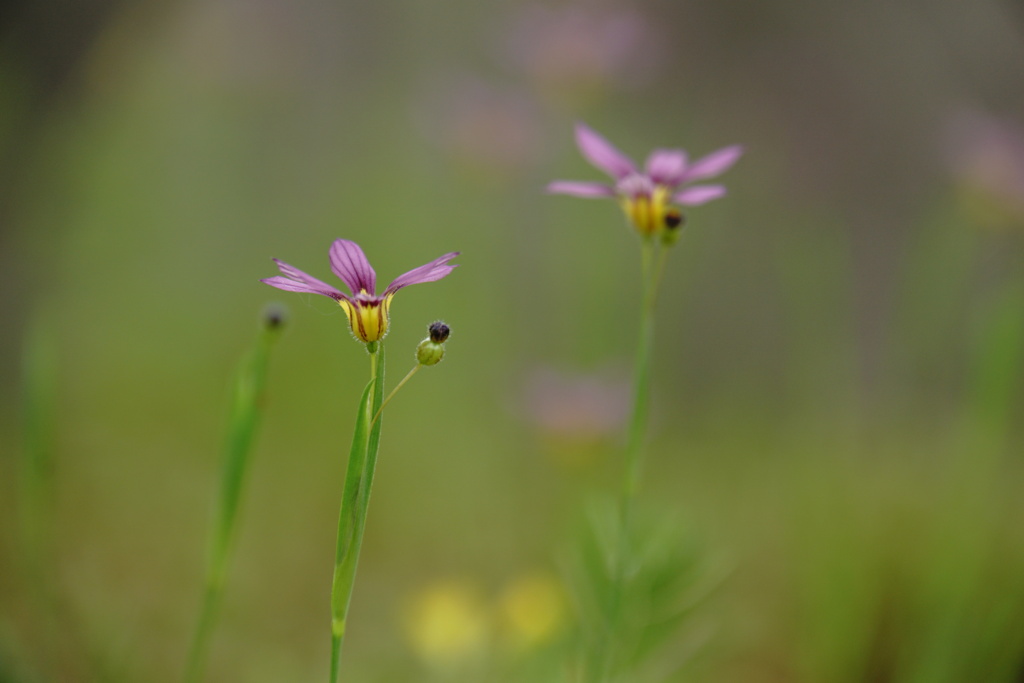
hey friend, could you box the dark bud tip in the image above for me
[664,209,684,229]
[428,321,450,343]
[263,303,288,330]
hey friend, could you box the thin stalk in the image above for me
[623,239,660,502]
[648,246,671,312]
[184,316,283,683]
[329,342,386,682]
[589,238,663,682]
[371,364,421,426]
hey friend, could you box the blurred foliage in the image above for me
[2,0,1024,681]
[565,499,718,682]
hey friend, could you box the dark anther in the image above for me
[664,210,684,229]
[428,321,450,343]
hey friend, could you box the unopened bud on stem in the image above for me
[660,210,685,246]
[416,321,450,366]
[263,303,288,331]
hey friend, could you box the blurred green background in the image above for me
[2,1,1024,681]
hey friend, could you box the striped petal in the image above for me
[384,252,460,296]
[261,259,345,299]
[330,239,377,295]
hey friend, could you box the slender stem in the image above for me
[623,240,660,501]
[329,342,386,682]
[648,246,671,312]
[371,364,421,426]
[183,584,220,683]
[590,238,663,682]
[185,321,281,683]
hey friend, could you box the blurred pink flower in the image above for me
[415,75,544,175]
[499,5,664,95]
[945,111,1024,222]
[548,123,743,237]
[523,366,630,442]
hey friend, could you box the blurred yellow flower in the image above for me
[403,580,489,667]
[497,572,566,652]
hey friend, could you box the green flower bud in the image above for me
[416,321,450,366]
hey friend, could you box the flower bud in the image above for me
[416,321,450,366]
[660,209,685,246]
[263,303,288,330]
[416,340,445,366]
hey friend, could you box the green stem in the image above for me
[185,320,282,683]
[329,342,386,682]
[183,584,221,683]
[625,240,662,497]
[648,246,671,313]
[371,364,421,426]
[590,238,663,682]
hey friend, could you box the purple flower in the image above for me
[523,366,630,444]
[416,75,543,175]
[261,239,459,343]
[945,110,1024,223]
[500,6,664,96]
[548,123,743,238]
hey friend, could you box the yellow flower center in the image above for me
[620,185,676,237]
[339,293,393,343]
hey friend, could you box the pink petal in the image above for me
[329,239,377,295]
[261,259,345,299]
[385,252,460,295]
[644,149,688,186]
[674,184,727,205]
[680,145,743,183]
[575,123,636,179]
[616,173,655,198]
[546,180,617,198]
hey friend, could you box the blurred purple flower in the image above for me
[262,239,459,343]
[415,75,544,176]
[500,5,664,96]
[523,367,630,443]
[945,110,1024,224]
[548,123,743,238]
